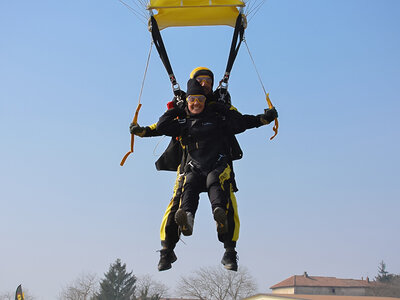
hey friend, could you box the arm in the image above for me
[130,122,163,138]
[129,94,187,137]
[206,102,263,134]
[228,107,278,134]
[143,123,161,137]
[156,107,186,137]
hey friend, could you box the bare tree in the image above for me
[58,273,99,300]
[0,292,13,300]
[136,275,169,300]
[176,266,257,300]
[369,275,400,297]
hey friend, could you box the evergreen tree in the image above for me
[376,260,393,283]
[95,259,136,300]
[370,261,400,297]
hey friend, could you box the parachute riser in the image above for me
[218,12,246,102]
[149,15,183,97]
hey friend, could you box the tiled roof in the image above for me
[246,294,400,300]
[160,298,201,300]
[270,274,374,289]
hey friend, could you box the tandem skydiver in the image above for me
[130,67,277,272]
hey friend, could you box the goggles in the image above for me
[196,76,212,84]
[187,95,206,103]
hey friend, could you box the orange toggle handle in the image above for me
[266,93,278,140]
[120,103,142,166]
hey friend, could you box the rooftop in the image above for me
[271,272,374,289]
[246,294,400,300]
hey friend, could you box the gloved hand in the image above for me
[129,123,147,137]
[167,97,186,110]
[258,107,278,125]
[175,97,186,110]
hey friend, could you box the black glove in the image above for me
[175,97,186,110]
[167,96,186,111]
[130,123,147,137]
[258,107,278,125]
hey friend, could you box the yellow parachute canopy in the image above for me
[148,0,245,30]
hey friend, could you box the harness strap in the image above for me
[186,141,206,152]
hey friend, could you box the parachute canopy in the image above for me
[147,0,245,30]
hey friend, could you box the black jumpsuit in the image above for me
[157,104,264,248]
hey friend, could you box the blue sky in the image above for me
[1,1,399,299]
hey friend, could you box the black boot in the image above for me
[221,249,238,271]
[158,249,177,271]
[175,208,194,236]
[213,207,228,234]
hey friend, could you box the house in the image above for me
[244,294,400,300]
[269,272,376,296]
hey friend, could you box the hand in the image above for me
[167,97,186,110]
[130,123,146,137]
[175,98,186,110]
[258,107,278,125]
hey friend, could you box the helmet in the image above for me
[189,67,214,86]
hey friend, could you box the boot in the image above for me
[213,207,228,234]
[158,249,177,271]
[221,249,238,271]
[175,209,194,236]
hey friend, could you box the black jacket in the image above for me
[152,92,249,171]
[156,106,263,172]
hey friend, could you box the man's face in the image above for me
[195,75,213,95]
[187,94,206,114]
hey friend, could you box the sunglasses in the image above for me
[187,95,206,103]
[196,76,212,84]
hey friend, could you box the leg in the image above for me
[180,171,203,215]
[158,167,183,271]
[208,164,240,271]
[174,171,204,236]
[207,164,231,234]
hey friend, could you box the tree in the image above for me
[176,266,257,300]
[375,260,393,283]
[0,293,13,300]
[59,273,98,300]
[94,259,136,300]
[135,275,169,300]
[369,261,400,297]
